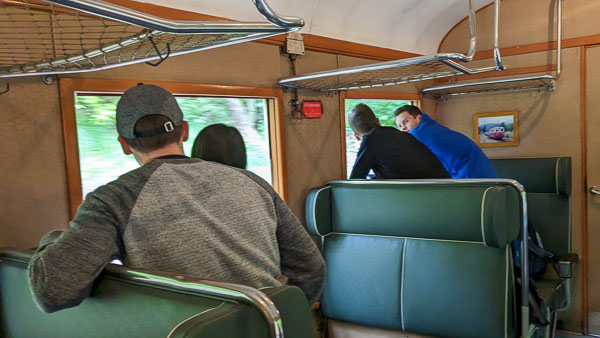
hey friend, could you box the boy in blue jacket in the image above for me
[394,105,497,178]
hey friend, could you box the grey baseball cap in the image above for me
[116,84,183,138]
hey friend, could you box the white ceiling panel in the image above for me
[137,0,494,54]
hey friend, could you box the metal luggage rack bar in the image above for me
[422,0,562,99]
[278,54,499,92]
[422,75,556,98]
[0,0,304,78]
[278,0,505,92]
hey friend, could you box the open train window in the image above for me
[340,92,421,178]
[60,79,287,218]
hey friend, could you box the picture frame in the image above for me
[473,111,519,147]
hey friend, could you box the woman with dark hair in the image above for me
[191,124,247,169]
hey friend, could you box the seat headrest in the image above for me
[306,181,521,248]
[306,185,332,237]
[491,157,571,195]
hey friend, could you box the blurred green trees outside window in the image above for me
[344,99,418,178]
[75,95,272,197]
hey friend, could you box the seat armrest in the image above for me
[552,253,580,278]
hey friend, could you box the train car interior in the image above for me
[1,0,600,337]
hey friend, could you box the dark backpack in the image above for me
[511,219,555,327]
[511,219,553,278]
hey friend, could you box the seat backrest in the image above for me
[0,249,312,338]
[491,157,572,256]
[306,180,522,338]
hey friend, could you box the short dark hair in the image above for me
[191,124,247,169]
[348,103,379,135]
[123,114,183,153]
[393,105,422,118]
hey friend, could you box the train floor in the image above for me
[556,332,598,338]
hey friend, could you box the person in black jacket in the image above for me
[348,103,450,179]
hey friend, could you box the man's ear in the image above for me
[118,136,132,155]
[181,121,189,142]
[417,114,422,124]
[376,118,381,126]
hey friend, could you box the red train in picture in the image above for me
[485,126,505,140]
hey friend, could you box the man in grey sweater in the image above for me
[28,84,326,313]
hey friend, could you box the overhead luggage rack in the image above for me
[422,75,556,98]
[423,0,563,99]
[278,53,499,92]
[0,0,304,78]
[279,0,505,92]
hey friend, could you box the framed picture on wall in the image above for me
[473,111,519,147]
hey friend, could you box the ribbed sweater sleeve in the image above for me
[28,192,122,313]
[237,170,326,304]
[28,163,153,313]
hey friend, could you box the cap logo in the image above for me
[133,120,178,138]
[164,121,174,133]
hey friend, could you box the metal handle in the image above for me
[590,186,600,195]
[253,0,305,29]
[465,0,477,60]
[492,0,505,70]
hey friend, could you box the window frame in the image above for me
[59,78,288,218]
[338,90,422,178]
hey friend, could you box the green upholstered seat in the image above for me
[306,180,523,338]
[536,279,566,310]
[491,157,574,337]
[491,157,572,256]
[491,158,571,196]
[0,249,312,338]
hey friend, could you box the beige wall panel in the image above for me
[586,44,600,331]
[440,0,600,53]
[0,77,70,249]
[70,42,284,88]
[421,97,438,119]
[282,51,343,222]
[436,46,583,330]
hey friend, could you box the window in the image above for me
[75,95,272,197]
[61,79,287,218]
[339,92,421,178]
